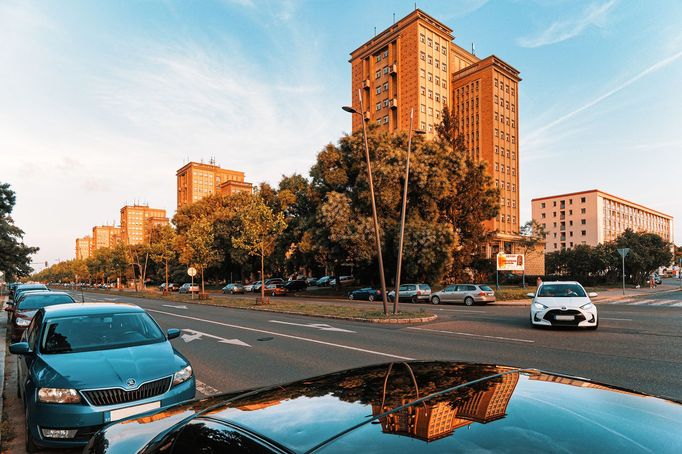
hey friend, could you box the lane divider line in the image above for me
[146,309,415,360]
[407,326,534,343]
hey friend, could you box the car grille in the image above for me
[82,376,172,406]
[543,309,586,326]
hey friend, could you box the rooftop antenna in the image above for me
[374,26,376,37]
[393,13,395,24]
[414,2,417,11]
[471,42,476,55]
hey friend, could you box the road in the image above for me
[69,289,682,402]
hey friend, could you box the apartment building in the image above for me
[349,9,532,266]
[91,225,121,251]
[532,190,674,252]
[75,236,92,260]
[120,205,168,245]
[176,161,253,209]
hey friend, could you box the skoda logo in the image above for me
[561,306,567,311]
[126,378,137,388]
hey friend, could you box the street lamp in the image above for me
[393,108,425,314]
[342,88,389,315]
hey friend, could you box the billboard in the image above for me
[497,253,525,271]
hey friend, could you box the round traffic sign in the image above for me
[187,267,197,277]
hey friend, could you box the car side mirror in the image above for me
[526,293,535,298]
[588,292,598,298]
[9,342,31,355]
[167,328,181,340]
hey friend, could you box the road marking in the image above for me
[630,300,654,305]
[162,304,188,309]
[600,317,632,321]
[672,303,682,307]
[146,309,414,360]
[181,329,251,347]
[407,327,534,343]
[649,300,673,306]
[269,320,356,333]
[195,380,221,396]
[435,308,486,313]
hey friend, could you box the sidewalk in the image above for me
[0,297,7,449]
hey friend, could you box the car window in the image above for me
[445,285,456,292]
[41,312,166,354]
[537,284,587,298]
[399,285,409,291]
[27,312,43,349]
[466,285,477,291]
[455,285,467,291]
[419,284,431,290]
[18,294,74,310]
[407,285,416,291]
[480,285,493,292]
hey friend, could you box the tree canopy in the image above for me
[0,183,39,280]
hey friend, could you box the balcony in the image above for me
[389,98,398,109]
[389,63,398,74]
[362,79,371,89]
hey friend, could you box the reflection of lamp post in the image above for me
[343,89,389,315]
[393,108,425,315]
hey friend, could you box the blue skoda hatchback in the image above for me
[10,303,195,452]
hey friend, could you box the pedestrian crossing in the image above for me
[607,298,682,307]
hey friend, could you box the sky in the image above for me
[1,0,681,270]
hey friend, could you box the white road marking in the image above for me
[269,320,356,333]
[162,304,188,309]
[182,329,251,347]
[630,300,654,305]
[672,302,682,307]
[435,308,486,313]
[195,380,221,396]
[649,300,673,306]
[600,317,632,321]
[147,309,414,360]
[407,327,534,343]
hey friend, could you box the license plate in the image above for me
[109,401,161,422]
[555,315,574,321]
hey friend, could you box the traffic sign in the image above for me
[617,248,630,258]
[187,267,197,277]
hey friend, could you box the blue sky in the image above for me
[1,0,680,268]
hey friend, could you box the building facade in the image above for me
[176,161,253,209]
[531,189,674,252]
[91,225,121,251]
[120,205,168,245]
[75,236,92,260]
[349,9,528,262]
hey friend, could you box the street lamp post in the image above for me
[393,108,425,315]
[342,89,389,315]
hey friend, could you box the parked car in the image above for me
[244,281,259,292]
[348,287,382,301]
[305,277,320,286]
[222,283,245,294]
[12,283,49,302]
[388,283,431,303]
[430,284,495,306]
[528,281,598,330]
[86,361,682,454]
[284,279,308,292]
[178,283,199,294]
[7,292,75,342]
[314,276,332,287]
[158,283,178,292]
[266,283,287,296]
[11,303,195,451]
[265,278,284,285]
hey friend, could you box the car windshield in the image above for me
[538,284,587,298]
[18,294,74,310]
[41,312,166,354]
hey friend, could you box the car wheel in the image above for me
[464,297,474,306]
[411,295,418,304]
[25,412,38,453]
[368,295,375,302]
[348,293,354,301]
[431,296,440,305]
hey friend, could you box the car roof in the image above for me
[541,281,581,285]
[41,303,144,318]
[17,284,48,289]
[19,291,72,299]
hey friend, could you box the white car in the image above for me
[528,281,598,330]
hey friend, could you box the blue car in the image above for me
[348,287,382,301]
[10,303,195,452]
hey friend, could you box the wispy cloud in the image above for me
[518,0,617,48]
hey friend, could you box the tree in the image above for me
[232,195,287,304]
[614,229,673,284]
[0,182,39,280]
[149,224,178,293]
[518,220,547,254]
[178,217,222,295]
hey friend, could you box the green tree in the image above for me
[232,195,287,304]
[614,229,673,284]
[149,224,178,292]
[178,216,222,295]
[0,182,39,280]
[518,220,547,255]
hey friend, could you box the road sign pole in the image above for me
[622,255,625,296]
[617,248,630,296]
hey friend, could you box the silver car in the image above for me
[388,283,431,303]
[430,284,495,306]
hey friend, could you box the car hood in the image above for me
[87,361,682,454]
[534,296,591,308]
[35,341,184,390]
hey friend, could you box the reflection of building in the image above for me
[528,372,644,398]
[532,189,674,252]
[75,236,92,260]
[373,371,519,442]
[120,205,167,245]
[176,161,253,209]
[92,225,121,251]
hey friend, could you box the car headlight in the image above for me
[580,302,595,310]
[532,302,548,311]
[15,318,31,327]
[173,365,193,386]
[38,388,81,404]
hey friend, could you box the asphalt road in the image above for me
[69,289,682,402]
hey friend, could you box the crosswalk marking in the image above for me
[605,299,681,307]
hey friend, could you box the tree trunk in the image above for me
[201,266,205,294]
[165,259,169,294]
[260,249,265,305]
[142,253,149,290]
